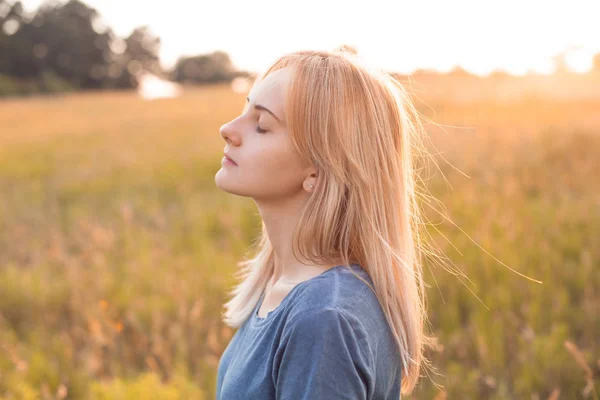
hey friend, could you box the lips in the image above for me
[224,153,238,165]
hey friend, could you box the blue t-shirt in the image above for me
[216,263,402,400]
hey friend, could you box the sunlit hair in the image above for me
[221,47,439,396]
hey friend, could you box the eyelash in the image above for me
[255,125,267,134]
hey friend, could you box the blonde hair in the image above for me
[221,48,438,396]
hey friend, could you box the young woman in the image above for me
[214,48,436,399]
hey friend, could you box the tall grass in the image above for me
[0,86,598,399]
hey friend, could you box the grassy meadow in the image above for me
[0,84,598,399]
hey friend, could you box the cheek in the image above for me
[247,143,305,192]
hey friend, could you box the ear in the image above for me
[303,171,318,193]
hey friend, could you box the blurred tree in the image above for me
[0,0,164,91]
[107,25,162,88]
[124,26,161,73]
[37,0,113,88]
[0,0,13,24]
[0,0,246,95]
[171,51,236,84]
[0,0,113,89]
[0,0,27,75]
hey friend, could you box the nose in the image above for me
[219,120,240,145]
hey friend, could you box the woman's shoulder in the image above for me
[286,264,388,331]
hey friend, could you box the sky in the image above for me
[19,0,600,77]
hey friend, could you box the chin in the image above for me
[214,171,249,197]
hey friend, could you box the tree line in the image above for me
[0,0,251,97]
[2,0,600,98]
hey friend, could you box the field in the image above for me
[0,84,598,399]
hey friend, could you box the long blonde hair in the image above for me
[221,48,437,396]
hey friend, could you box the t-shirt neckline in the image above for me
[250,264,361,327]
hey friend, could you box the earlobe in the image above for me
[304,180,316,192]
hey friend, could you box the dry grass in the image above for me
[0,83,598,399]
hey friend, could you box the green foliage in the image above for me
[39,70,75,94]
[0,74,20,96]
[0,72,74,97]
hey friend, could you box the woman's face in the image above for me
[215,66,315,202]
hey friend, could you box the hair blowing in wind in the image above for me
[221,47,441,396]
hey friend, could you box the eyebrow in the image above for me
[246,97,283,124]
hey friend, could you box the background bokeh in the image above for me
[0,0,599,399]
